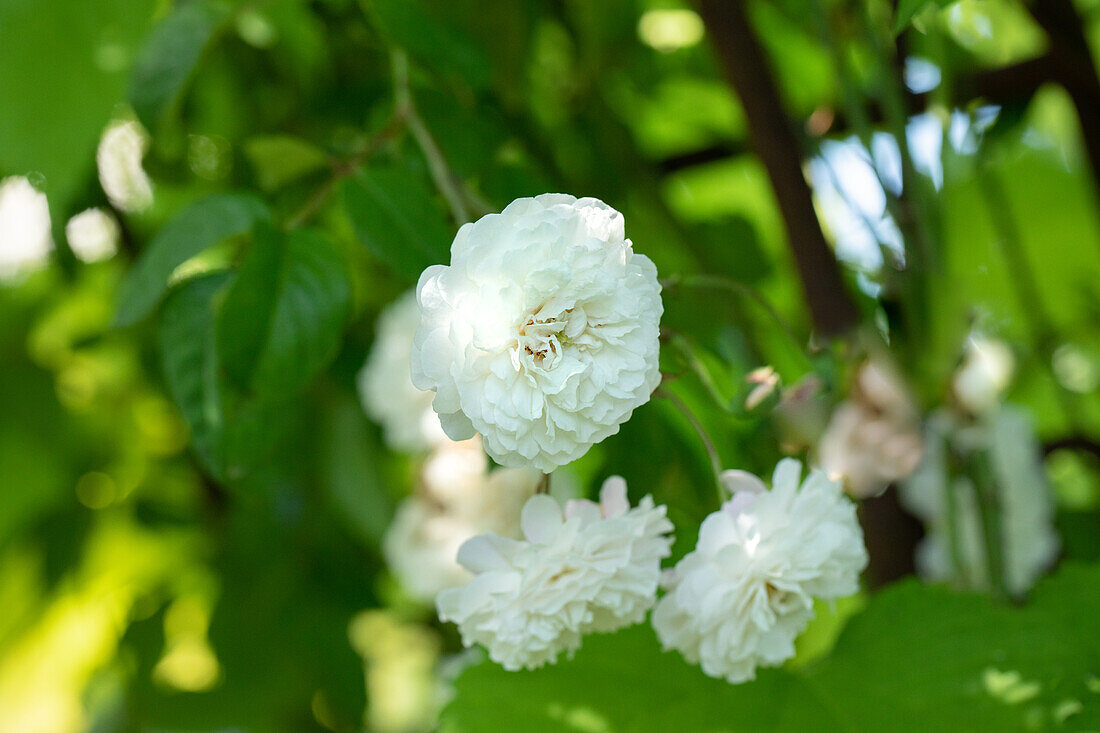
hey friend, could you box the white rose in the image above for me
[652,459,867,684]
[0,176,52,281]
[900,406,1058,596]
[952,336,1015,415]
[97,119,153,213]
[411,194,663,473]
[359,291,447,453]
[383,438,540,604]
[436,477,674,670]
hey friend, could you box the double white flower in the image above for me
[359,291,447,453]
[652,459,867,683]
[411,194,663,472]
[437,478,674,670]
[383,438,540,603]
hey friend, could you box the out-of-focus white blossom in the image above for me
[66,208,119,263]
[901,407,1059,596]
[0,176,53,281]
[437,478,673,670]
[952,336,1015,415]
[652,459,867,684]
[383,438,539,604]
[744,366,779,410]
[411,194,663,473]
[359,291,447,453]
[97,119,153,212]
[818,360,923,497]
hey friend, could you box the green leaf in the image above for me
[115,193,269,326]
[216,225,351,396]
[319,396,394,547]
[894,0,957,34]
[442,564,1100,732]
[128,0,229,131]
[367,0,491,91]
[342,166,453,281]
[243,135,330,192]
[0,0,155,216]
[159,272,231,478]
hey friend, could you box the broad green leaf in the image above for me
[442,564,1100,732]
[343,166,453,281]
[159,272,231,478]
[115,193,268,326]
[366,0,491,91]
[0,0,155,216]
[243,135,330,192]
[216,225,350,397]
[319,396,394,547]
[128,0,229,131]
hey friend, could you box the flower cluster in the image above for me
[410,194,663,473]
[652,460,867,683]
[437,478,674,670]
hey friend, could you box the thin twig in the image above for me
[284,110,408,230]
[536,472,551,495]
[391,50,471,225]
[657,386,726,505]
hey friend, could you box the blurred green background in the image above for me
[1,0,1100,730]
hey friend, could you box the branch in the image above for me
[284,110,408,229]
[1044,436,1100,462]
[696,0,859,337]
[392,50,472,225]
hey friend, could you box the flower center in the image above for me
[511,304,587,374]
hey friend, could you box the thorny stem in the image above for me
[658,386,727,505]
[392,50,471,225]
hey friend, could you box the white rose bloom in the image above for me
[652,459,867,684]
[437,477,674,670]
[66,208,119,263]
[819,361,923,497]
[411,194,663,473]
[359,291,447,452]
[384,439,539,603]
[0,176,53,281]
[900,407,1058,596]
[97,119,153,212]
[952,336,1015,415]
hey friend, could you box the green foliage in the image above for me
[443,564,1100,732]
[116,193,269,326]
[0,0,154,215]
[128,0,230,132]
[217,225,350,396]
[894,0,960,35]
[343,166,453,282]
[243,135,330,192]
